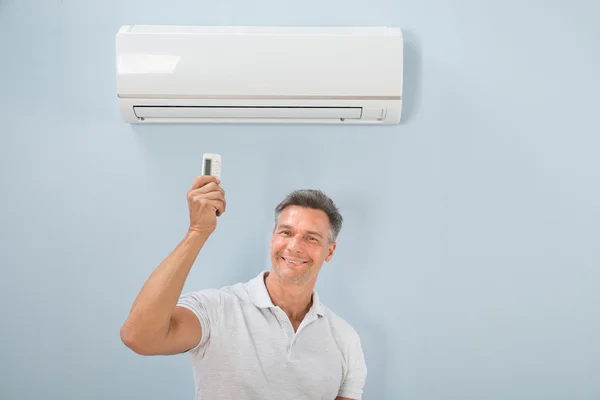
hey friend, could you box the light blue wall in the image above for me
[1,0,599,399]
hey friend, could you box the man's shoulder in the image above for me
[180,276,255,306]
[319,304,362,343]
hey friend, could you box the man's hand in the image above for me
[187,175,226,234]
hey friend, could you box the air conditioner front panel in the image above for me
[116,25,403,100]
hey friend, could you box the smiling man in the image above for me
[120,176,367,400]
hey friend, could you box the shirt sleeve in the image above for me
[176,288,224,357]
[337,334,368,399]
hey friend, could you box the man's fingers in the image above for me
[205,199,226,216]
[190,182,224,197]
[187,175,226,216]
[189,188,224,201]
[190,175,220,191]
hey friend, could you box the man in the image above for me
[120,175,367,399]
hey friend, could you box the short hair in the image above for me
[274,189,343,243]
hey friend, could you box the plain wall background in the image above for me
[1,0,599,399]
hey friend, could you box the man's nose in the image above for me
[288,235,303,253]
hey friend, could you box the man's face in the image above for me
[270,206,336,285]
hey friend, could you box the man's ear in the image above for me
[325,242,336,262]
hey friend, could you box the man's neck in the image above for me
[264,271,315,324]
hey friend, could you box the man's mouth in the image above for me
[281,257,308,266]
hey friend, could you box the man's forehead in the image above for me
[279,207,327,221]
[278,205,328,226]
[280,205,326,218]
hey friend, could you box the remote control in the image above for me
[202,153,221,180]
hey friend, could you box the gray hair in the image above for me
[274,189,343,243]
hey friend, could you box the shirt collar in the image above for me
[248,270,324,318]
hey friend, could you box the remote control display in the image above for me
[202,154,221,179]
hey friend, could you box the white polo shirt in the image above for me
[176,270,367,400]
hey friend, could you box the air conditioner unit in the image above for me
[116,25,403,124]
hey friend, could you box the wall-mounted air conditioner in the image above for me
[116,25,403,124]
